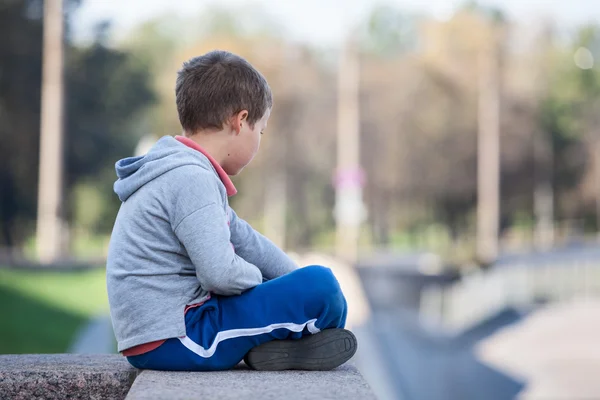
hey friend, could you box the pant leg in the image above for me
[128,265,347,371]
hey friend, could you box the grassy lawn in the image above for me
[0,267,109,354]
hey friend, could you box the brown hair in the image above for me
[176,50,272,133]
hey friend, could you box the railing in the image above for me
[420,245,600,332]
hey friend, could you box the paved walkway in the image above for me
[477,297,600,399]
[69,315,115,354]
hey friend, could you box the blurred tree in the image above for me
[64,29,156,234]
[0,0,155,250]
[361,5,420,57]
[359,7,575,255]
[49,2,598,257]
[0,0,51,250]
[360,10,488,247]
[122,16,183,136]
[541,25,600,227]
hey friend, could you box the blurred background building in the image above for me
[2,0,600,399]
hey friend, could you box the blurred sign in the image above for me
[335,185,367,226]
[333,167,365,190]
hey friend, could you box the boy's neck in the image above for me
[184,131,229,167]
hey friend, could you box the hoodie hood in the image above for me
[114,136,215,202]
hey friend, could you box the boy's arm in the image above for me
[175,203,263,296]
[228,207,298,280]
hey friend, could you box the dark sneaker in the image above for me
[244,328,357,371]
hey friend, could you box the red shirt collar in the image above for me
[175,135,238,197]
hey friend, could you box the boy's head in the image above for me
[176,50,272,175]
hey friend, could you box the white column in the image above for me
[476,30,501,264]
[36,0,65,263]
[335,34,366,262]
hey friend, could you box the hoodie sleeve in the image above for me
[174,203,263,296]
[228,207,298,280]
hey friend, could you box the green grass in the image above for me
[0,267,108,354]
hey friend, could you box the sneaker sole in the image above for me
[245,328,357,371]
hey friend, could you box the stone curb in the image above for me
[0,355,375,400]
[0,354,137,400]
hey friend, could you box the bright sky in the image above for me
[73,0,600,46]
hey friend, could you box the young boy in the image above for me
[106,50,357,371]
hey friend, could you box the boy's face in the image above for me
[224,109,270,176]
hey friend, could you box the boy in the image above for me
[106,50,357,371]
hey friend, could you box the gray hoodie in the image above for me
[106,135,297,352]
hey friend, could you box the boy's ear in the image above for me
[232,110,249,135]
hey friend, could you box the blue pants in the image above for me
[127,265,348,371]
